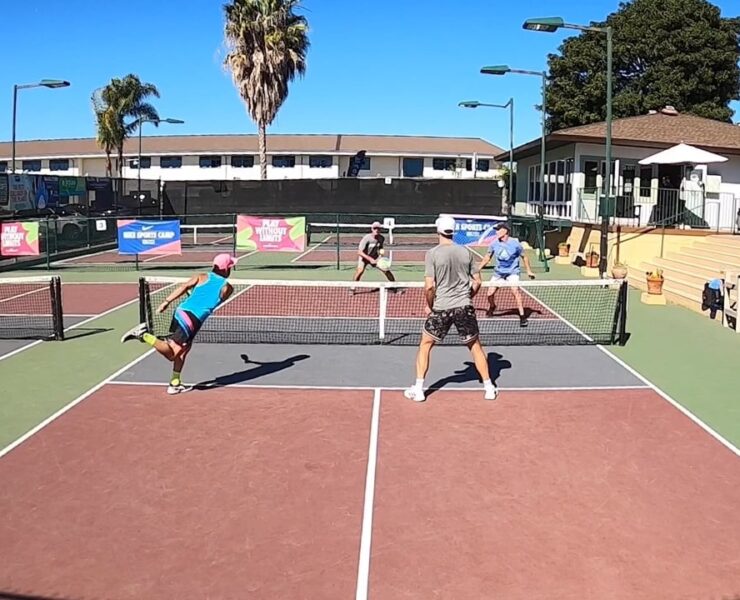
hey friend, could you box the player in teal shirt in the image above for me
[478,222,535,327]
[121,253,235,394]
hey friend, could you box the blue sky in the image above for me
[2,0,738,151]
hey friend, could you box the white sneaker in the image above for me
[121,323,147,343]
[167,384,192,395]
[403,386,426,402]
[484,386,499,401]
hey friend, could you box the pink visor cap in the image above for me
[213,253,236,270]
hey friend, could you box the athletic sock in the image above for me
[141,332,157,346]
[483,379,495,390]
[414,378,424,390]
[170,371,181,386]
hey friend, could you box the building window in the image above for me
[129,157,151,169]
[22,160,42,172]
[231,155,254,168]
[358,156,371,171]
[433,158,457,171]
[199,155,222,168]
[465,158,490,172]
[0,161,6,173]
[584,160,598,191]
[272,155,296,168]
[49,158,70,171]
[160,156,182,169]
[639,166,652,197]
[308,155,333,168]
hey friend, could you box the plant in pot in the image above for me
[558,242,570,257]
[585,251,600,268]
[611,261,628,279]
[646,268,664,294]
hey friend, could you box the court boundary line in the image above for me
[517,284,740,457]
[0,295,141,363]
[52,247,118,265]
[291,234,333,263]
[107,380,651,392]
[0,348,156,458]
[355,388,380,600]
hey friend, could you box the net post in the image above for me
[232,213,238,263]
[52,277,64,340]
[379,284,387,342]
[335,214,340,271]
[618,280,628,345]
[45,217,51,271]
[138,277,149,330]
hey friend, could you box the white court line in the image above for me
[52,247,118,265]
[0,347,156,458]
[235,249,258,264]
[291,234,333,263]
[108,381,651,392]
[0,295,140,363]
[355,388,380,600]
[0,287,45,305]
[520,285,740,457]
[141,248,258,264]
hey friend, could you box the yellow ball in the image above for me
[379,249,385,255]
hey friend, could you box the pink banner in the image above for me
[236,215,306,252]
[1,221,40,256]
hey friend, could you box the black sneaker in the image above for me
[519,315,528,328]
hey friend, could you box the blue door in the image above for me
[402,158,424,177]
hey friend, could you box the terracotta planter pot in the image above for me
[612,265,628,279]
[646,276,664,295]
[558,244,569,258]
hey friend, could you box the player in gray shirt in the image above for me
[352,221,399,293]
[403,215,497,402]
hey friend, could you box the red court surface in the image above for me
[55,250,250,266]
[1,384,739,599]
[296,249,427,263]
[0,385,372,600]
[213,284,555,320]
[60,282,139,315]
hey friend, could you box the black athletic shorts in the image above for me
[168,308,203,346]
[423,305,479,343]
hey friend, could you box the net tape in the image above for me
[140,277,628,347]
[0,276,64,340]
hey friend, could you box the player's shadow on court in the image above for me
[193,353,310,390]
[425,352,511,398]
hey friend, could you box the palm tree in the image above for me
[223,0,309,180]
[92,75,160,178]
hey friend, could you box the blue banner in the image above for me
[448,215,506,247]
[117,219,182,255]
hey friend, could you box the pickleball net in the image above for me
[0,276,64,340]
[138,277,628,346]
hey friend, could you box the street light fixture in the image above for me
[459,99,515,212]
[523,16,614,276]
[136,117,185,210]
[481,65,546,228]
[11,79,71,173]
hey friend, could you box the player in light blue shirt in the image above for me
[478,222,535,327]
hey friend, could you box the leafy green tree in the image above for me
[546,0,740,131]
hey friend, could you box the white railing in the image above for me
[525,201,572,219]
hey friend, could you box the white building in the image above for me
[502,108,740,231]
[0,134,503,181]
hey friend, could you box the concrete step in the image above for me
[682,242,740,261]
[704,234,740,248]
[649,257,720,282]
[665,250,740,272]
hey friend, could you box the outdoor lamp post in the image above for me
[523,16,613,276]
[11,79,70,173]
[480,66,546,225]
[459,99,515,212]
[136,117,184,205]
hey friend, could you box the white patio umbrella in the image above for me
[638,142,728,165]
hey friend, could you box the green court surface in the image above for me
[1,254,738,454]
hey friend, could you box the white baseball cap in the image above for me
[435,215,456,234]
